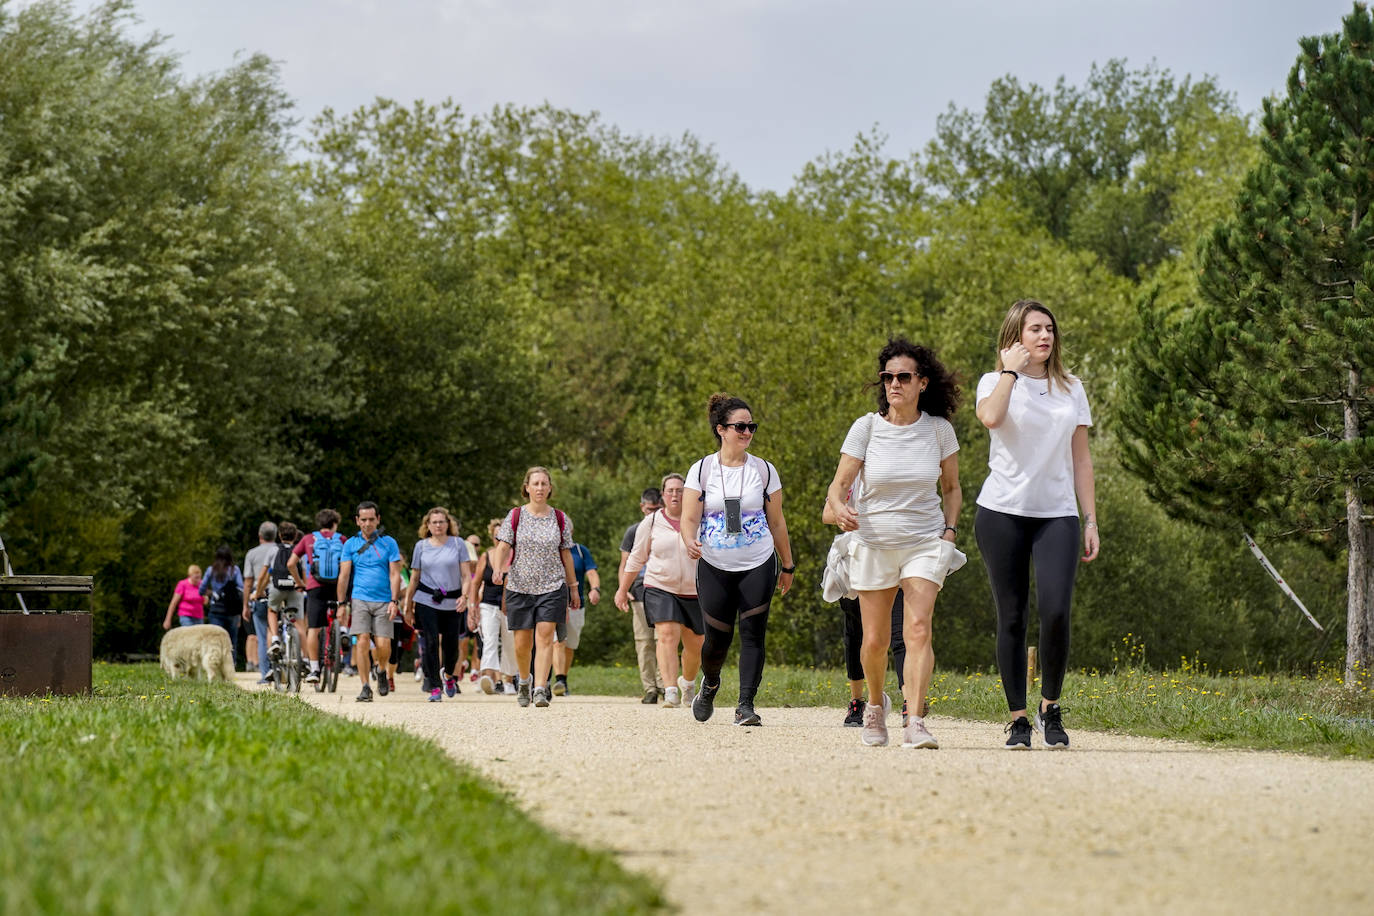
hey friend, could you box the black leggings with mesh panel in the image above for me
[696,556,777,704]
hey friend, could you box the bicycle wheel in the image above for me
[314,627,328,693]
[326,629,340,692]
[287,633,302,694]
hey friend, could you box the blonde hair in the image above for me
[661,472,685,489]
[487,517,502,535]
[417,507,460,539]
[995,298,1072,395]
[521,466,554,500]
[187,564,202,579]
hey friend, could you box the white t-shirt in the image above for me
[975,371,1093,518]
[840,412,959,549]
[685,453,783,572]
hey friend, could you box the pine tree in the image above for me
[1119,3,1374,679]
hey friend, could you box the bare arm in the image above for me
[976,344,1032,429]
[939,453,962,541]
[763,488,795,596]
[561,548,581,610]
[1072,425,1099,562]
[680,489,704,560]
[824,455,863,531]
[490,542,511,584]
[389,560,403,619]
[164,587,180,629]
[336,561,352,605]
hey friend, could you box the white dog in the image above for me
[160,624,236,682]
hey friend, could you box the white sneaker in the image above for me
[861,702,888,746]
[901,716,939,749]
[677,675,696,708]
[414,667,423,682]
[479,674,494,694]
[663,686,681,708]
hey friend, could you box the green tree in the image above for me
[0,350,54,528]
[1119,4,1374,679]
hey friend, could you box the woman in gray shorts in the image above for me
[615,473,703,709]
[489,466,581,709]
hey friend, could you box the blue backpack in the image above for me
[310,530,346,582]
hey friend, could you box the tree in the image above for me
[1119,4,1374,679]
[0,350,54,528]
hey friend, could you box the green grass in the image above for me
[572,653,1374,759]
[0,664,666,916]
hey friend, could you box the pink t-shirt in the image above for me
[175,578,205,618]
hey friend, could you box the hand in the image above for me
[686,538,703,561]
[163,618,173,630]
[492,569,505,585]
[777,570,794,597]
[1082,525,1100,562]
[614,589,629,612]
[467,611,479,631]
[1000,342,1031,374]
[242,608,251,622]
[568,588,582,611]
[833,503,859,532]
[941,530,957,543]
[588,587,601,606]
[389,601,400,621]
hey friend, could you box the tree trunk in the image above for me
[1345,367,1372,683]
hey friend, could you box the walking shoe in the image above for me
[493,680,505,694]
[901,717,939,749]
[1004,716,1033,750]
[1036,703,1070,748]
[344,665,358,677]
[356,683,373,702]
[693,680,719,722]
[469,672,479,682]
[678,675,696,708]
[442,669,456,697]
[414,668,423,682]
[479,674,495,694]
[375,668,389,696]
[517,680,532,707]
[552,676,567,697]
[428,688,443,702]
[843,697,865,727]
[861,702,888,746]
[305,670,320,684]
[641,689,658,704]
[388,675,396,694]
[533,686,550,708]
[734,704,762,726]
[268,639,282,661]
[663,686,681,708]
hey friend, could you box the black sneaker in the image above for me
[734,704,762,727]
[356,683,373,703]
[376,669,389,697]
[552,676,568,697]
[1035,703,1070,748]
[843,697,865,727]
[641,688,658,704]
[493,681,506,694]
[692,680,720,722]
[1004,716,1032,750]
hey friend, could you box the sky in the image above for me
[118,0,1360,192]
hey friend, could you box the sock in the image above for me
[309,661,319,672]
[555,674,567,684]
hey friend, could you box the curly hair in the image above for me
[869,337,961,418]
[417,507,460,539]
[707,392,752,445]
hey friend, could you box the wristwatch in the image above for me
[779,563,796,574]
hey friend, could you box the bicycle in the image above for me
[270,606,304,694]
[314,600,345,693]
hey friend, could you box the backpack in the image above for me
[310,530,345,582]
[213,569,241,609]
[508,507,567,566]
[270,543,295,590]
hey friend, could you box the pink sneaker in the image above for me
[861,701,888,746]
[901,716,939,749]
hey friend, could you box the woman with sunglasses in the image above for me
[825,337,963,749]
[680,393,795,726]
[974,299,1098,750]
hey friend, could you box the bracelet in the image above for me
[1000,369,1018,380]
[944,526,958,535]
[779,563,796,574]
[1085,521,1097,529]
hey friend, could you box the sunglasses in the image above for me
[721,422,759,434]
[879,371,918,386]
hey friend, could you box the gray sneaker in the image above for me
[517,680,532,707]
[533,685,550,708]
[677,675,696,708]
[901,716,939,749]
[861,701,889,746]
[663,686,681,708]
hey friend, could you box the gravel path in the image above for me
[259,673,1374,914]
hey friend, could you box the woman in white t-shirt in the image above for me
[974,299,1099,751]
[680,393,796,727]
[824,337,963,749]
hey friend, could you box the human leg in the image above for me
[629,599,660,695]
[533,621,557,688]
[413,603,441,693]
[655,621,682,688]
[975,506,1034,717]
[840,596,865,702]
[1032,516,1080,708]
[857,587,899,707]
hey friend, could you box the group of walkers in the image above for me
[164,299,1098,749]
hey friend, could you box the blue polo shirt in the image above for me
[570,543,597,604]
[342,533,401,603]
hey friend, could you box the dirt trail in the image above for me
[263,674,1373,914]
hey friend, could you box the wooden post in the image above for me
[1026,646,1038,699]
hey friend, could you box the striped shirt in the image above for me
[840,412,959,549]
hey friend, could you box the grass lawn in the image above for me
[0,664,665,916]
[572,656,1374,759]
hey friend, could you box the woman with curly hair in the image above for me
[825,337,964,749]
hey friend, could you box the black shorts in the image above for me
[643,587,704,635]
[504,587,568,631]
[305,585,337,629]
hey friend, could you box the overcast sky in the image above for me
[122,0,1358,191]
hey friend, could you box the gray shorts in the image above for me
[349,600,394,639]
[643,587,704,635]
[267,586,304,614]
[555,605,586,649]
[505,587,567,632]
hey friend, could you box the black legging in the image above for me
[414,603,463,692]
[696,557,777,705]
[974,506,1079,712]
[839,592,906,688]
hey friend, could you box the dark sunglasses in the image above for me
[721,422,759,434]
[879,371,918,386]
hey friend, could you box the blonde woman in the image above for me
[403,507,474,702]
[490,467,581,708]
[164,564,207,629]
[975,299,1098,750]
[616,473,703,708]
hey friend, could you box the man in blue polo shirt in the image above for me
[337,501,403,702]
